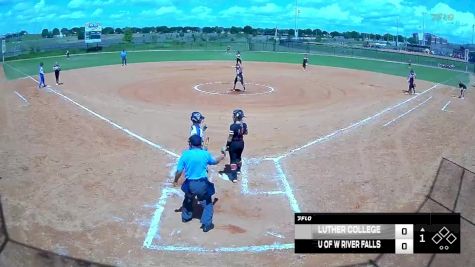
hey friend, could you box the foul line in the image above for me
[383,96,433,127]
[441,100,451,111]
[14,91,29,104]
[5,62,179,158]
[265,83,440,161]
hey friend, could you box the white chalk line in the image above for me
[5,63,180,158]
[383,96,433,127]
[193,81,275,96]
[441,100,451,111]
[264,83,441,161]
[14,91,29,104]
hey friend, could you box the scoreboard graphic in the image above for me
[295,213,460,254]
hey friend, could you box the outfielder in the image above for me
[458,81,467,99]
[223,109,248,183]
[232,62,246,91]
[236,51,241,64]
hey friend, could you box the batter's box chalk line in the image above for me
[193,81,275,96]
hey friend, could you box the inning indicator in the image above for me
[295,213,460,254]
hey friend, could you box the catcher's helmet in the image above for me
[191,111,205,123]
[233,109,245,120]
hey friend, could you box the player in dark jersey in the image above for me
[302,54,308,71]
[407,69,416,95]
[458,81,467,99]
[236,51,241,64]
[232,62,246,91]
[224,109,248,183]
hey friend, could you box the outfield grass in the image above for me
[3,50,468,86]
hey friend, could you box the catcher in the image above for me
[221,109,248,183]
[190,111,209,149]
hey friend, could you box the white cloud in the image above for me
[155,6,181,16]
[250,3,282,14]
[190,6,213,20]
[34,0,45,10]
[300,4,363,24]
[59,11,85,19]
[92,8,103,17]
[220,6,248,18]
[67,0,84,9]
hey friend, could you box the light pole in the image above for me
[294,0,298,39]
[396,16,399,48]
[422,12,426,46]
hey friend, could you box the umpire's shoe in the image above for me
[202,223,214,232]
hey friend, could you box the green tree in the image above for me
[52,28,60,36]
[77,27,85,40]
[243,25,253,35]
[41,28,49,38]
[102,27,115,34]
[60,28,69,36]
[123,28,133,42]
[202,27,214,33]
[114,28,123,34]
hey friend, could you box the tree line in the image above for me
[9,25,415,44]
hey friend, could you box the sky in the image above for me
[0,0,474,44]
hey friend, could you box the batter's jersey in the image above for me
[229,122,248,141]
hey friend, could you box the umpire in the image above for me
[173,135,225,232]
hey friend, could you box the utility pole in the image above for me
[472,24,474,45]
[422,12,426,46]
[396,16,399,48]
[294,0,299,39]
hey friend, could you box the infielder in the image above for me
[232,62,246,91]
[407,69,416,95]
[458,81,467,99]
[302,54,309,71]
[38,62,46,88]
[53,62,61,85]
[223,109,248,183]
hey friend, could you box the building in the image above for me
[424,33,448,45]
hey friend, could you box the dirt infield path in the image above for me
[0,62,474,267]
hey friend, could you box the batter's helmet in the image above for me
[191,111,205,123]
[233,109,245,120]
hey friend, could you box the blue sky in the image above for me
[1,0,474,44]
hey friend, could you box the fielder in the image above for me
[302,54,309,71]
[232,62,246,91]
[38,62,46,88]
[222,109,248,183]
[458,81,467,99]
[407,69,416,95]
[236,51,242,64]
[120,49,127,66]
[53,62,61,85]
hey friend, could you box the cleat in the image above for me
[182,218,192,223]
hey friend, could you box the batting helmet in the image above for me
[191,111,205,123]
[233,109,245,120]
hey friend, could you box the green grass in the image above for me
[3,50,468,87]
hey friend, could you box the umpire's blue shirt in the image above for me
[176,148,218,180]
